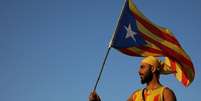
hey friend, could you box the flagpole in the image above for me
[92,0,127,92]
[93,46,112,91]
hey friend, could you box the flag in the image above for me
[111,0,195,87]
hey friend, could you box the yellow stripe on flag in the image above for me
[136,21,190,59]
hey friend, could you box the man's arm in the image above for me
[163,88,177,101]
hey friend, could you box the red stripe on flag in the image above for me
[170,60,177,72]
[134,45,163,55]
[182,72,189,86]
[130,10,181,47]
[119,48,140,56]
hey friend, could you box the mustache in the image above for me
[139,73,143,76]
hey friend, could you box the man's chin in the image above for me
[140,79,146,84]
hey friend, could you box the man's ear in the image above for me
[151,65,157,73]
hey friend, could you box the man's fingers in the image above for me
[89,91,101,101]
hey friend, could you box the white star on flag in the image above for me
[124,24,137,42]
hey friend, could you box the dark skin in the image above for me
[89,63,176,101]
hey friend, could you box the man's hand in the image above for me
[89,91,101,101]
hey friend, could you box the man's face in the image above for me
[138,63,153,84]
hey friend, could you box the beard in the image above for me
[140,69,153,84]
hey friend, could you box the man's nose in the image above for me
[138,68,141,75]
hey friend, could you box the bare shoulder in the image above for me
[163,87,177,101]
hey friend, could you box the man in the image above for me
[89,56,177,101]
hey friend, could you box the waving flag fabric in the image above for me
[111,0,195,87]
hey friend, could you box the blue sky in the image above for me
[0,0,201,101]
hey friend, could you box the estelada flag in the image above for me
[111,0,195,87]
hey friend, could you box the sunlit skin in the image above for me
[138,63,154,84]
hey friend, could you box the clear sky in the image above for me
[0,0,201,101]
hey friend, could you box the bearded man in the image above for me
[89,56,177,101]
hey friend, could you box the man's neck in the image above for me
[146,76,161,90]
